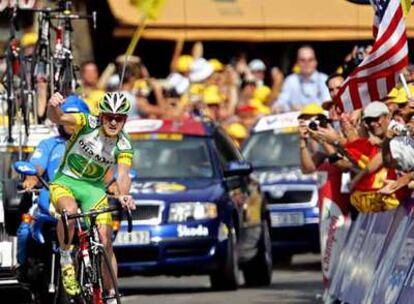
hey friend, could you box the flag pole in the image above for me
[119,17,148,91]
[399,73,412,99]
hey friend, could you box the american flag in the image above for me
[336,0,409,112]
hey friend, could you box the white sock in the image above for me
[106,288,116,304]
[108,288,115,296]
[60,248,73,266]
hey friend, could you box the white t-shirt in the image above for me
[390,135,414,171]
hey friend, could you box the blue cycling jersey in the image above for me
[30,136,66,182]
[30,136,66,212]
[17,136,66,264]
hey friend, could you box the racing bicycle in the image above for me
[61,198,132,304]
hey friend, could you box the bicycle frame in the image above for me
[61,204,132,303]
[51,0,96,96]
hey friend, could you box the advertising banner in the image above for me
[334,214,371,299]
[318,163,351,289]
[342,211,395,304]
[364,206,411,304]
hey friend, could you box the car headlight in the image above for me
[168,202,217,222]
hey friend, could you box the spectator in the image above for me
[239,75,257,105]
[321,73,345,134]
[202,85,224,121]
[80,61,104,116]
[273,45,330,112]
[248,59,266,87]
[345,102,400,212]
[297,103,351,219]
[326,73,344,100]
[80,61,99,92]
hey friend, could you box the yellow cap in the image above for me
[226,123,248,139]
[388,85,414,104]
[177,55,194,73]
[189,83,204,95]
[188,83,204,103]
[253,86,271,103]
[208,58,223,72]
[21,32,38,47]
[133,79,150,96]
[250,98,270,114]
[298,103,324,119]
[203,85,223,105]
[387,87,400,99]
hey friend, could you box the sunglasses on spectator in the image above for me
[102,114,127,123]
[328,86,342,93]
[363,116,381,124]
[397,102,408,109]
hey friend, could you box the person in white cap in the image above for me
[189,58,214,83]
[361,101,391,140]
[248,59,266,87]
[272,45,330,113]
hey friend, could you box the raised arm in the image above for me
[47,92,77,125]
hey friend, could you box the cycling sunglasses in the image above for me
[102,113,127,123]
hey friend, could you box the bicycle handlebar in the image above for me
[51,12,97,29]
[61,202,133,245]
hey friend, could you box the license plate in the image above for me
[113,231,150,245]
[271,212,304,227]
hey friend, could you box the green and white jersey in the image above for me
[56,113,134,183]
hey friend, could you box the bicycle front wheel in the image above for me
[94,246,121,304]
[78,246,121,304]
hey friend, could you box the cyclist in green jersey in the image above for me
[47,91,136,297]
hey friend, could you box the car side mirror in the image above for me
[224,160,253,177]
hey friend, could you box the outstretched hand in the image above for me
[378,173,413,195]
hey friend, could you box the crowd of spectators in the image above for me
[297,59,414,213]
[4,33,414,214]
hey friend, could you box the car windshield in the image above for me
[130,135,214,178]
[242,131,300,168]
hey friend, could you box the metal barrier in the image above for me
[326,201,414,304]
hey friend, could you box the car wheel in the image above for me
[242,221,273,286]
[209,226,239,290]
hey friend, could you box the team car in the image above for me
[241,112,321,263]
[113,118,272,289]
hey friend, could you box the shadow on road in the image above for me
[274,260,322,271]
[119,285,214,296]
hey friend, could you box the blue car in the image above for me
[242,113,320,263]
[113,118,272,289]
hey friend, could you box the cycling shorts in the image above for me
[50,173,112,226]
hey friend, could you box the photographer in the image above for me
[298,103,351,222]
[298,103,352,172]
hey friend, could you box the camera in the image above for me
[307,115,329,131]
[389,120,408,136]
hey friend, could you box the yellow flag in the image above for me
[130,0,166,20]
[401,0,411,16]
